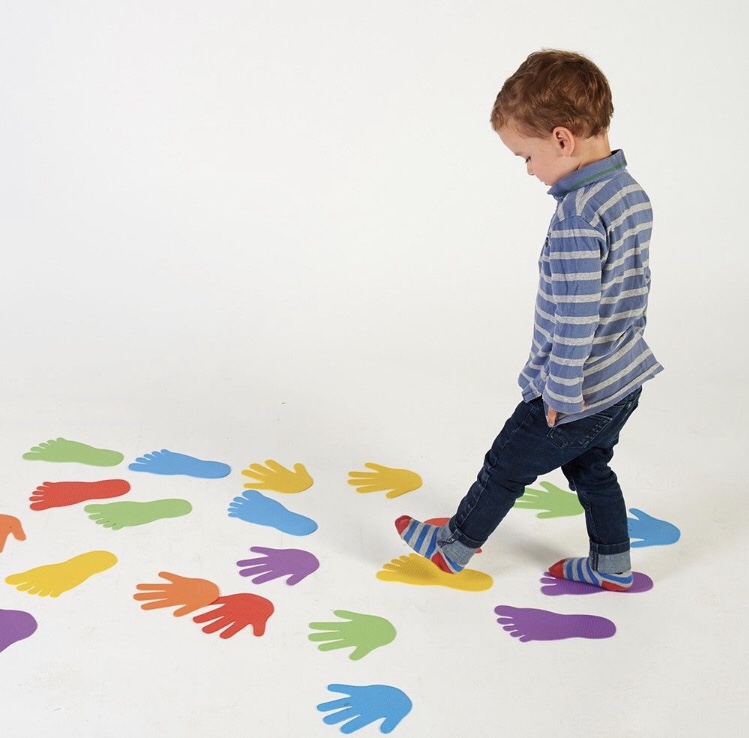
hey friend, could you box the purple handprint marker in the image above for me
[0,609,38,653]
[236,546,320,585]
[494,605,615,642]
[540,571,653,596]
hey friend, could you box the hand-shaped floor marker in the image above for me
[628,508,681,547]
[237,546,320,585]
[0,514,26,553]
[540,570,653,596]
[376,554,492,592]
[309,610,396,661]
[128,450,231,478]
[134,572,221,616]
[30,479,131,511]
[241,460,313,493]
[494,605,615,642]
[317,684,412,734]
[228,490,318,536]
[192,593,274,638]
[84,499,192,530]
[0,609,38,653]
[5,551,117,597]
[347,464,422,499]
[23,438,124,467]
[514,481,583,518]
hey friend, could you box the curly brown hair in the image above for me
[490,50,613,138]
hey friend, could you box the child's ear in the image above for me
[552,127,576,155]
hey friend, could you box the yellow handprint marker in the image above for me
[347,463,422,499]
[5,551,118,597]
[241,460,314,494]
[376,554,493,592]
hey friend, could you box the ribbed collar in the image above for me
[548,149,627,201]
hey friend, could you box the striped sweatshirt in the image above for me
[520,149,663,424]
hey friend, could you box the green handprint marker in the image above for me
[308,610,396,661]
[514,481,583,519]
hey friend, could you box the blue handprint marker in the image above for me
[317,684,412,734]
[628,508,680,548]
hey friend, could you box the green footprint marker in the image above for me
[23,438,124,467]
[514,481,584,519]
[84,499,193,530]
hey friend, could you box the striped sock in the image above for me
[394,516,464,574]
[549,557,633,591]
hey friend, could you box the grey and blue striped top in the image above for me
[520,150,663,424]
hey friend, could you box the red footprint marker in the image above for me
[30,480,131,511]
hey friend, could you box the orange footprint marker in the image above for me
[30,480,131,511]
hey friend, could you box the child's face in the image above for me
[497,125,578,186]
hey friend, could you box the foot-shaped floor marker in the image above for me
[128,450,231,478]
[5,551,118,597]
[376,554,493,592]
[84,499,192,530]
[23,438,124,467]
[0,609,38,653]
[494,605,615,642]
[30,479,131,511]
[228,490,318,536]
[540,571,653,596]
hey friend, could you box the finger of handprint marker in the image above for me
[237,546,320,585]
[0,514,26,553]
[540,571,653,596]
[317,684,412,734]
[192,593,274,638]
[85,499,192,530]
[494,605,615,642]
[513,481,583,518]
[376,554,493,592]
[241,460,313,493]
[628,508,681,547]
[347,463,422,499]
[309,610,396,661]
[128,450,231,478]
[424,518,482,553]
[228,490,318,536]
[23,438,124,467]
[0,610,38,653]
[30,479,131,511]
[134,572,221,617]
[5,551,117,598]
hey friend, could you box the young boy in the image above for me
[395,50,662,591]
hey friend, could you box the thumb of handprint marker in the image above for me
[540,571,653,596]
[317,684,412,734]
[241,460,313,493]
[514,481,583,518]
[30,479,131,511]
[0,610,38,654]
[128,450,231,478]
[84,499,192,530]
[23,438,124,467]
[347,463,422,499]
[628,508,681,547]
[228,490,318,536]
[376,554,493,592]
[192,593,274,639]
[5,551,117,598]
[237,546,320,585]
[494,605,615,642]
[134,572,221,617]
[0,514,26,553]
[308,611,397,661]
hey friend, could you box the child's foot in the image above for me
[394,516,466,574]
[548,557,633,592]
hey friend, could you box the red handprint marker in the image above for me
[192,593,275,639]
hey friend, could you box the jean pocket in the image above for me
[547,412,614,450]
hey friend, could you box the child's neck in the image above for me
[575,133,612,170]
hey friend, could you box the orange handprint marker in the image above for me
[134,572,220,617]
[0,515,26,553]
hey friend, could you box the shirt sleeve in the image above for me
[542,215,603,415]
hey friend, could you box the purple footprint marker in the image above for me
[236,546,320,585]
[540,571,654,596]
[494,605,615,642]
[0,609,38,653]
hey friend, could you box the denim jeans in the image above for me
[447,387,642,570]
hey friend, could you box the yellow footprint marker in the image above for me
[241,460,313,493]
[5,551,118,597]
[376,554,493,592]
[348,464,422,499]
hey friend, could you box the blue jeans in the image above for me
[447,388,642,571]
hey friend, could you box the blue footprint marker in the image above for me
[128,450,231,479]
[317,684,412,734]
[228,490,318,536]
[628,508,681,548]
